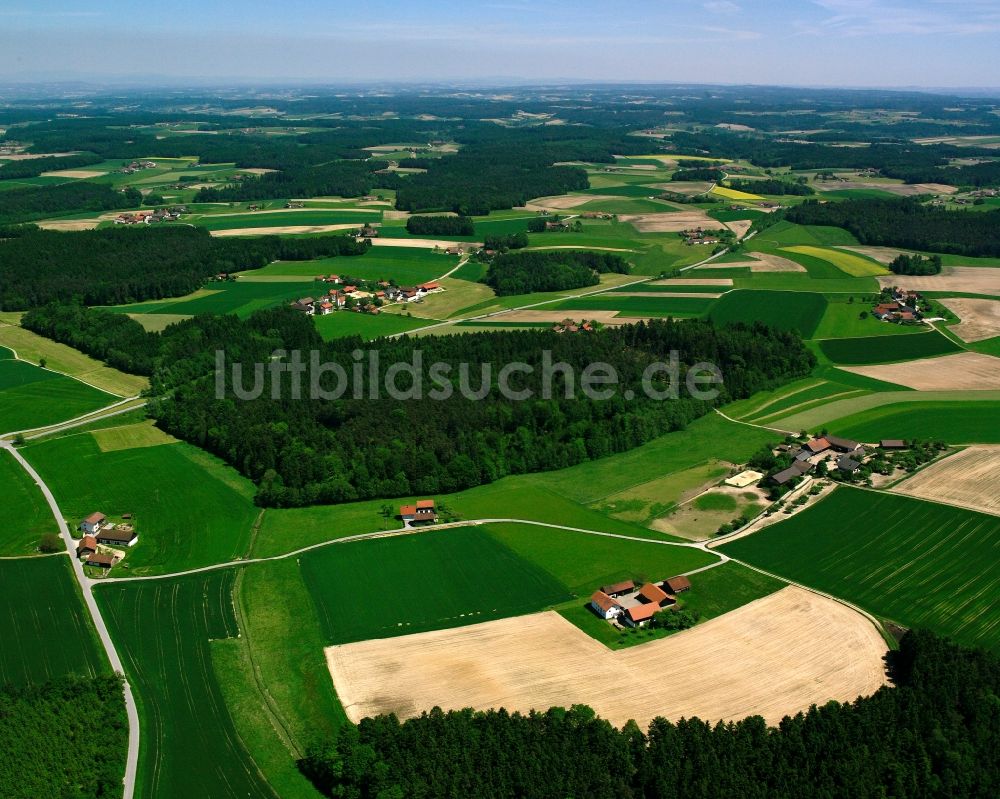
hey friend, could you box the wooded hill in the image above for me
[22,304,814,507]
[301,630,1000,799]
[1,226,368,310]
[483,250,630,295]
[786,198,1000,257]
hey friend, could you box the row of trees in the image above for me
[300,630,1000,799]
[405,215,475,236]
[483,250,629,295]
[671,167,724,182]
[2,226,368,310]
[483,231,529,251]
[786,198,1000,257]
[0,152,104,180]
[889,253,943,275]
[727,178,814,195]
[0,676,127,799]
[0,182,138,225]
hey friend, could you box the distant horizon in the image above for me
[4,0,1000,91]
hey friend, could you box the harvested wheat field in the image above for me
[621,211,721,233]
[371,237,483,249]
[652,181,714,196]
[877,268,1000,297]
[650,278,734,286]
[491,310,643,325]
[892,446,1000,516]
[40,169,107,179]
[209,223,361,236]
[838,246,913,265]
[841,351,1000,391]
[748,252,807,272]
[939,298,1000,342]
[36,218,102,231]
[526,194,613,211]
[724,219,753,239]
[326,587,888,728]
[815,181,956,196]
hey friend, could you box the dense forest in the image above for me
[0,676,127,799]
[890,253,942,275]
[786,198,1000,257]
[301,630,999,799]
[727,178,814,196]
[670,167,724,182]
[883,159,1000,188]
[22,305,814,506]
[405,215,475,236]
[0,182,137,225]
[483,231,529,251]
[0,152,103,180]
[1,226,368,309]
[483,250,630,295]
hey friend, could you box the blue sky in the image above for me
[2,0,999,87]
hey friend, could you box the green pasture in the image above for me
[192,209,380,230]
[812,301,925,339]
[832,400,1000,444]
[113,282,311,318]
[722,487,1000,650]
[818,331,962,364]
[0,448,55,555]
[781,246,888,277]
[0,358,115,432]
[0,556,107,687]
[247,246,454,285]
[709,290,827,338]
[22,433,258,576]
[300,527,572,644]
[313,311,431,340]
[97,572,279,799]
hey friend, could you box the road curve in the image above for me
[2,441,140,799]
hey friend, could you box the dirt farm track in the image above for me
[325,586,888,728]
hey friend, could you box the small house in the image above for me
[97,525,138,548]
[600,580,635,598]
[86,552,120,570]
[80,512,107,535]
[880,439,908,450]
[76,535,97,559]
[664,575,692,594]
[837,455,862,474]
[590,591,623,620]
[624,603,660,628]
[400,499,438,524]
[638,582,668,606]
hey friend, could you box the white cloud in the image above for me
[809,0,1000,36]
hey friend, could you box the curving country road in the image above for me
[1,440,140,799]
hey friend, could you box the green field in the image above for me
[781,246,888,277]
[0,358,116,432]
[313,311,431,340]
[0,556,107,686]
[722,487,1000,649]
[23,434,258,575]
[112,282,312,317]
[97,571,279,799]
[247,246,454,285]
[0,448,54,555]
[301,527,573,644]
[832,400,1000,443]
[813,300,925,339]
[709,290,827,338]
[555,294,715,317]
[818,331,962,364]
[193,209,379,231]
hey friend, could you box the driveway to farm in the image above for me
[2,440,140,799]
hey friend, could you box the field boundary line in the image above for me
[713,407,795,435]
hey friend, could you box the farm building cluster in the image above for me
[551,318,598,334]
[76,512,137,573]
[590,575,693,628]
[114,207,186,225]
[291,277,443,316]
[872,288,926,325]
[117,160,157,174]
[680,228,722,246]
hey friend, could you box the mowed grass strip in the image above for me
[818,331,962,364]
[23,433,258,575]
[96,572,279,799]
[301,527,573,645]
[832,400,1000,444]
[0,557,108,687]
[709,290,827,338]
[0,447,56,555]
[721,487,1000,649]
[781,246,888,277]
[0,358,116,432]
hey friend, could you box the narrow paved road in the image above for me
[2,441,140,799]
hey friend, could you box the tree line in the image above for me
[0,182,138,225]
[194,160,399,203]
[405,215,475,236]
[2,226,368,310]
[299,630,999,799]
[483,250,629,295]
[0,675,127,799]
[786,198,1000,257]
[0,152,104,180]
[890,253,942,275]
[727,178,814,196]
